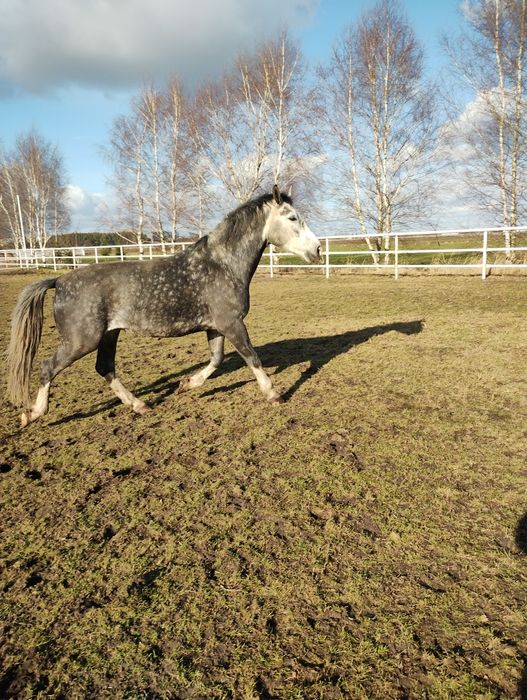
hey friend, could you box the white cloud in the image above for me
[432,179,491,230]
[435,89,505,170]
[0,0,318,94]
[65,184,108,231]
[64,184,87,211]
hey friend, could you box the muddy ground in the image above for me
[1,271,526,699]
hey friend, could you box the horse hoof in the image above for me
[20,412,30,427]
[177,378,191,394]
[270,395,284,405]
[133,402,151,415]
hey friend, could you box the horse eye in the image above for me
[288,216,298,222]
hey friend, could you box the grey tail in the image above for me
[6,278,57,407]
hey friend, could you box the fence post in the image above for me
[481,230,488,280]
[324,238,330,278]
[52,248,57,271]
[394,234,399,280]
[94,247,99,265]
[149,244,153,260]
[120,245,124,262]
[269,244,274,279]
[72,248,77,269]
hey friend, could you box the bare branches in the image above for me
[443,0,527,251]
[317,0,439,257]
[105,31,310,240]
[191,51,273,205]
[106,82,195,247]
[104,113,147,246]
[0,131,69,249]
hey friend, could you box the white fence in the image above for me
[1,226,526,280]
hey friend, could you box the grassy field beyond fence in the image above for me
[1,273,526,699]
[273,231,527,269]
[2,229,527,275]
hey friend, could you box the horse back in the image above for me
[53,254,214,338]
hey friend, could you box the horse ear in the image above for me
[287,184,293,198]
[272,184,282,205]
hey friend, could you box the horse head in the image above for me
[262,184,321,263]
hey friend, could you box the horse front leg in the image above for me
[96,330,150,415]
[221,320,281,403]
[178,330,225,393]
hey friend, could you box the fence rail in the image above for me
[1,226,526,280]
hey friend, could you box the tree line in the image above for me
[1,0,526,257]
[0,132,69,249]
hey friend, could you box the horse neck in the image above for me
[210,215,267,283]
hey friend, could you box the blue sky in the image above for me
[1,0,467,230]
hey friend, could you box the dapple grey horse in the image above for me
[7,187,321,426]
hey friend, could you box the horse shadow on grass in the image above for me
[200,319,424,402]
[516,513,527,699]
[50,319,423,425]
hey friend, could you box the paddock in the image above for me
[1,272,526,699]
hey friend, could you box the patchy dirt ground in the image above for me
[1,271,526,699]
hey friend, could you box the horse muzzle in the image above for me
[305,244,323,264]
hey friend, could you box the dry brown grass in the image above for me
[1,272,526,699]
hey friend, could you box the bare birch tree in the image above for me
[317,28,377,260]
[191,67,271,205]
[164,78,190,243]
[443,0,527,255]
[183,112,214,238]
[107,80,204,242]
[136,84,167,252]
[188,32,311,215]
[259,31,321,219]
[257,32,311,186]
[105,113,148,249]
[0,131,69,249]
[106,37,310,237]
[0,152,23,248]
[318,0,438,261]
[107,86,169,250]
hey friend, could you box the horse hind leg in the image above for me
[96,330,149,415]
[21,341,97,427]
[21,379,51,427]
[178,330,225,393]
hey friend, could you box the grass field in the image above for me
[1,271,526,699]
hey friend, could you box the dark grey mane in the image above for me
[210,192,293,246]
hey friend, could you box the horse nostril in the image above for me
[317,245,321,258]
